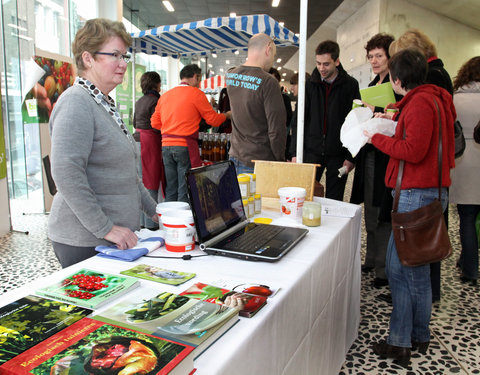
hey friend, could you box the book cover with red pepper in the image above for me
[0,295,92,365]
[179,282,267,318]
[0,317,194,375]
[35,269,139,310]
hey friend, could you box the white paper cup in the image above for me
[278,187,306,219]
[162,210,196,252]
[156,201,190,229]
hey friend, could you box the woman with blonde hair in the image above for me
[390,28,453,95]
[48,18,158,267]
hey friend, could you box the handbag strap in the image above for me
[393,99,443,212]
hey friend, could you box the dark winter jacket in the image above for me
[290,65,360,161]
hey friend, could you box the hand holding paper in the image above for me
[340,107,397,157]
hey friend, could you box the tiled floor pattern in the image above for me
[1,200,478,374]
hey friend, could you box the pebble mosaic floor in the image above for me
[1,200,478,374]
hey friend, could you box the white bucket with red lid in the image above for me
[161,210,196,252]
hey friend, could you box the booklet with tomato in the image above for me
[35,269,139,309]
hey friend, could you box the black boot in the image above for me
[372,340,411,368]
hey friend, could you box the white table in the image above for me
[1,198,362,375]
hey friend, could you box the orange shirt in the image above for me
[151,84,226,147]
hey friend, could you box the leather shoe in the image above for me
[372,340,410,368]
[377,293,392,304]
[373,277,388,288]
[361,265,374,273]
[411,340,430,354]
[460,276,477,286]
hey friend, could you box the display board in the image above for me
[116,63,145,134]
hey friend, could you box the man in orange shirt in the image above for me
[151,64,231,202]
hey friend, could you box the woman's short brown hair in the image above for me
[389,28,437,59]
[72,18,132,74]
[365,33,395,59]
[140,71,161,94]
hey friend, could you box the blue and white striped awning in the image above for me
[130,14,299,58]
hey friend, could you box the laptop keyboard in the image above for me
[223,224,284,252]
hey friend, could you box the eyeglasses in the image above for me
[94,51,131,63]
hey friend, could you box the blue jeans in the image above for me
[162,146,191,203]
[457,204,480,280]
[386,187,448,348]
[229,156,254,174]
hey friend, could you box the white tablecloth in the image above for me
[1,198,362,375]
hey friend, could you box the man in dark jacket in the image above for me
[290,40,360,201]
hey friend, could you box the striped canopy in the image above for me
[199,75,226,91]
[130,14,299,57]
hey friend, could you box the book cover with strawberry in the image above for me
[0,317,194,375]
[35,269,139,310]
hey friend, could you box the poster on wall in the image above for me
[116,63,146,134]
[22,55,75,124]
[0,86,6,179]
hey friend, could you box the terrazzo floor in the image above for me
[1,199,478,374]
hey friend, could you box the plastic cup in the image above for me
[302,201,322,226]
[161,210,196,252]
[278,187,306,219]
[156,201,190,229]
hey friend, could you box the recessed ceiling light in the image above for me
[220,68,224,72]
[277,67,282,70]
[162,1,175,12]
[281,78,285,82]
[200,57,206,62]
[294,70,298,74]
[208,64,213,68]
[282,72,286,76]
[226,60,230,64]
[276,58,282,63]
[272,0,280,7]
[230,12,236,17]
[234,50,239,55]
[212,53,217,58]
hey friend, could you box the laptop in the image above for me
[185,160,308,262]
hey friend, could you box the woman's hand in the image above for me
[104,225,138,250]
[151,215,159,223]
[363,130,374,144]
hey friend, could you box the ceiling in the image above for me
[122,0,479,83]
[123,0,343,82]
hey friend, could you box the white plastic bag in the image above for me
[340,107,397,157]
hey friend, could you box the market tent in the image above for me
[130,14,299,57]
[199,75,226,91]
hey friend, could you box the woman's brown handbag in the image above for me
[391,100,452,267]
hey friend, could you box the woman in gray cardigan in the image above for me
[48,18,157,267]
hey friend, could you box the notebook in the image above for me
[185,161,308,262]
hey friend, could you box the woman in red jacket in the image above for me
[364,48,456,368]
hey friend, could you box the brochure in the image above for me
[120,264,196,285]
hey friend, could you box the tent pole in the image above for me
[296,0,308,164]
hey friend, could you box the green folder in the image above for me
[360,82,396,109]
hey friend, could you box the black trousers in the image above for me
[304,154,347,201]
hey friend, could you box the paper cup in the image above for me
[278,187,306,219]
[352,99,364,109]
[156,201,190,229]
[162,210,196,252]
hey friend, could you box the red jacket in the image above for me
[371,84,456,190]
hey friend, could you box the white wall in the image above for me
[337,0,381,73]
[381,0,480,78]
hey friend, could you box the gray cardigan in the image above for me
[48,85,157,247]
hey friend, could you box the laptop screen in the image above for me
[186,161,246,243]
